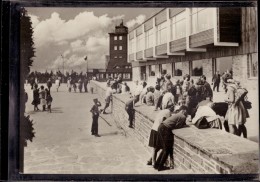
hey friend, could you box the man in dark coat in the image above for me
[212,71,221,92]
[125,98,135,128]
[47,78,52,91]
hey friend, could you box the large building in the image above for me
[107,21,132,80]
[128,7,258,89]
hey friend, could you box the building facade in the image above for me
[107,22,132,80]
[128,7,258,89]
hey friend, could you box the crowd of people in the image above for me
[27,69,251,171]
[100,70,251,171]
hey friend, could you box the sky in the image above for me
[26,7,163,72]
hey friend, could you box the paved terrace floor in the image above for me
[24,84,189,174]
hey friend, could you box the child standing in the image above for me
[46,89,53,113]
[90,98,102,137]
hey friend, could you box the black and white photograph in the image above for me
[2,1,259,180]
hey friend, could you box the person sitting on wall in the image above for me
[154,85,161,111]
[133,81,147,105]
[145,86,155,106]
[125,98,135,128]
[161,90,175,110]
[147,106,175,168]
[155,105,190,171]
[139,82,148,105]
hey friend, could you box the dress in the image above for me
[148,109,171,148]
[225,84,247,125]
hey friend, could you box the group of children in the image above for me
[32,84,53,112]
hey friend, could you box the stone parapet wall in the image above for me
[92,81,259,174]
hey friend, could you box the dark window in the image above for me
[174,62,182,76]
[191,60,203,76]
[149,65,155,76]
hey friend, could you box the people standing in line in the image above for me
[55,77,60,92]
[125,98,135,128]
[32,84,40,111]
[102,85,114,114]
[147,106,175,168]
[83,77,88,93]
[78,78,83,93]
[155,106,189,171]
[212,71,221,92]
[47,78,52,91]
[90,98,102,137]
[39,85,47,111]
[225,80,248,138]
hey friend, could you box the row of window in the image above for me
[145,54,258,78]
[114,35,123,41]
[129,8,214,54]
[115,65,132,69]
[95,73,131,80]
[114,45,123,50]
[114,55,124,59]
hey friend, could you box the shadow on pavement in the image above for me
[100,131,124,137]
[50,107,63,113]
[248,136,259,143]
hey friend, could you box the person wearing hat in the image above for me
[90,98,102,137]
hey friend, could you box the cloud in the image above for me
[30,10,125,71]
[28,14,40,28]
[126,14,146,28]
[32,11,121,48]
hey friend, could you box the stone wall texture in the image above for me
[92,81,259,174]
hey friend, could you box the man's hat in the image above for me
[93,98,98,102]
